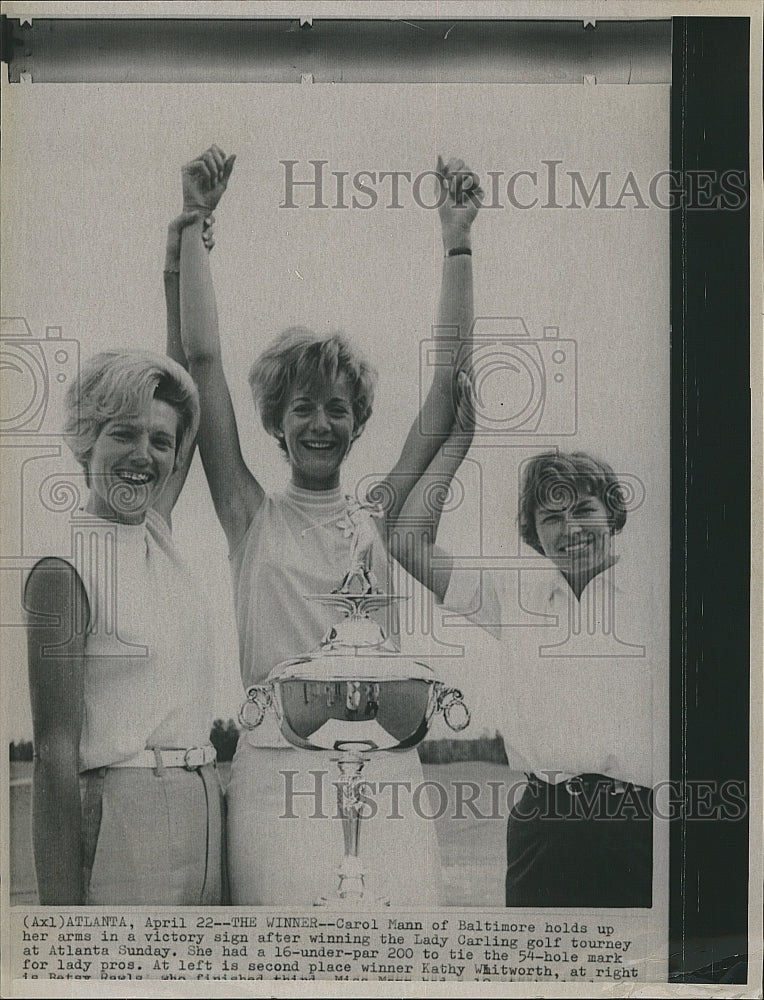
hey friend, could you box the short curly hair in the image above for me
[249,327,378,455]
[519,450,628,555]
[63,351,200,484]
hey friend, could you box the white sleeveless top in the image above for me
[36,507,215,770]
[229,482,398,690]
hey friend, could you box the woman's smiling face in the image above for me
[534,491,614,583]
[85,397,179,523]
[280,375,357,491]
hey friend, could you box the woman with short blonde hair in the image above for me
[25,348,224,905]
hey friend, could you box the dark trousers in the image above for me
[506,775,653,908]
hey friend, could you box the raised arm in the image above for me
[178,146,264,550]
[382,157,481,524]
[392,373,475,602]
[24,559,89,904]
[154,212,213,525]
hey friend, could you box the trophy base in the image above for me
[314,893,390,909]
[313,854,390,908]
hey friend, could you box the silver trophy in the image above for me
[239,500,469,906]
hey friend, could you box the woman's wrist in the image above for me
[441,227,472,255]
[165,213,208,271]
[169,211,204,232]
[181,203,209,221]
[444,246,472,259]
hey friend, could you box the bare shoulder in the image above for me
[25,557,83,600]
[25,557,89,628]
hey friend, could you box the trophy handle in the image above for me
[238,683,275,730]
[434,682,471,732]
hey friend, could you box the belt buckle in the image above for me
[183,747,206,769]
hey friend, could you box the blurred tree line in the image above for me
[417,731,508,765]
[10,726,508,765]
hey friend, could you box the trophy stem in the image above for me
[334,752,377,904]
[336,753,367,862]
[315,750,389,907]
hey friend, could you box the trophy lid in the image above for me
[265,590,429,683]
[271,652,436,685]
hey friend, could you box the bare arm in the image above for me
[154,214,208,525]
[381,157,481,524]
[178,148,264,550]
[164,211,216,370]
[24,559,89,904]
[392,392,474,602]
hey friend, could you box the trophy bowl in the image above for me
[239,592,470,906]
[253,653,467,754]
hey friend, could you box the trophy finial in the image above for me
[333,497,385,596]
[306,592,403,650]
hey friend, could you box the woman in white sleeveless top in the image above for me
[173,146,481,905]
[24,350,224,905]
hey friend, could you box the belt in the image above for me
[526,772,649,796]
[109,745,217,770]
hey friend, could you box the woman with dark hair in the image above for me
[24,349,225,905]
[517,450,628,597]
[399,442,655,908]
